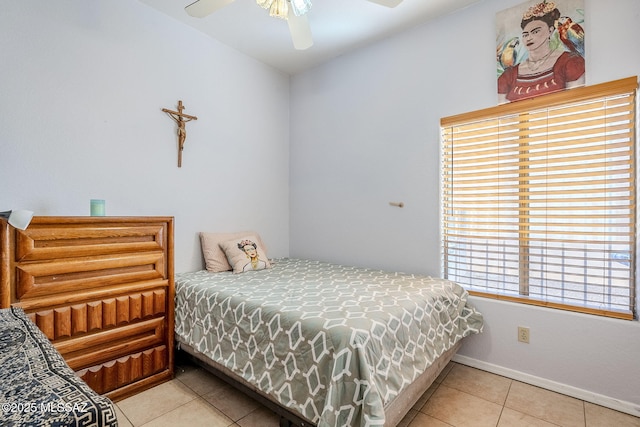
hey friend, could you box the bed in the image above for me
[175,255,484,427]
[0,306,118,426]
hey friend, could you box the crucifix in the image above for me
[162,100,198,167]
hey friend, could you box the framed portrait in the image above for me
[496,0,585,104]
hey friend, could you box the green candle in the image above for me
[90,199,105,216]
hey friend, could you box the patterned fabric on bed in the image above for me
[0,307,118,427]
[175,258,483,427]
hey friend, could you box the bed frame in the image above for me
[179,340,460,427]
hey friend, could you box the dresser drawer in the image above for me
[55,316,166,370]
[15,253,166,301]
[77,345,169,395]
[25,288,168,341]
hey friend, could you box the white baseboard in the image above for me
[452,354,640,418]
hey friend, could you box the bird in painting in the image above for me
[556,16,584,57]
[497,37,520,69]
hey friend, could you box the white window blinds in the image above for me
[441,77,638,319]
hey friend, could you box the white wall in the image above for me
[290,0,640,415]
[0,1,291,272]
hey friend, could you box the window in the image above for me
[441,77,637,319]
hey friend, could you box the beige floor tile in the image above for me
[177,365,227,396]
[236,406,281,427]
[202,381,261,421]
[498,407,559,426]
[117,379,198,426]
[505,381,585,427]
[421,384,503,427]
[140,398,234,427]
[114,404,133,427]
[409,411,465,426]
[397,408,419,427]
[119,357,639,427]
[585,402,640,427]
[442,363,512,405]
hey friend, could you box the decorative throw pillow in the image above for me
[200,231,267,272]
[219,236,271,274]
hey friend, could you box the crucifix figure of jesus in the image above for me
[162,100,198,167]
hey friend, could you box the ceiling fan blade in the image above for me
[185,0,236,18]
[366,0,403,7]
[287,11,313,50]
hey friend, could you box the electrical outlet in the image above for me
[518,326,530,343]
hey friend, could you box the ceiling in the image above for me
[138,0,480,75]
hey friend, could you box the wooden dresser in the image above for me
[0,216,174,401]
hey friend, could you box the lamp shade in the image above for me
[0,210,34,230]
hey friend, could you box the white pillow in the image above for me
[219,236,271,274]
[200,231,266,272]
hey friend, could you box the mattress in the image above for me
[0,307,118,427]
[175,258,483,427]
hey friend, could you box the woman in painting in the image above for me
[497,1,584,103]
[237,239,267,272]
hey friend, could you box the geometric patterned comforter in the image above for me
[0,307,118,427]
[175,258,483,427]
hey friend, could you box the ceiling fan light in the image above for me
[269,0,288,19]
[256,0,273,10]
[290,0,312,16]
[287,8,313,50]
[366,0,403,7]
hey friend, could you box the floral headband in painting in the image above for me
[522,1,556,20]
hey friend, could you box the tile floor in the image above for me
[114,354,640,427]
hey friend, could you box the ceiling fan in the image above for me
[185,0,403,50]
